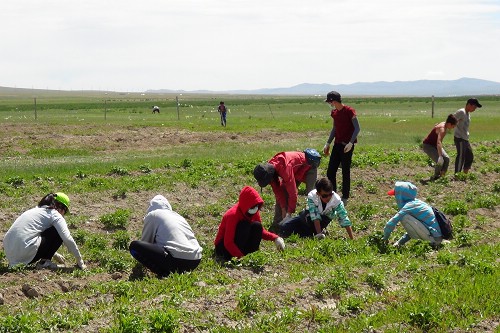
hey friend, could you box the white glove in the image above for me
[392,241,401,248]
[274,237,285,251]
[52,252,66,264]
[314,233,326,240]
[77,259,87,270]
[437,156,444,166]
[343,142,353,153]
[323,143,330,156]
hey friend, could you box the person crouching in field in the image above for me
[422,114,458,181]
[214,186,285,261]
[3,192,86,270]
[279,177,354,240]
[383,181,443,247]
[129,195,202,278]
[253,149,321,232]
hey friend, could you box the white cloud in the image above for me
[1,0,499,91]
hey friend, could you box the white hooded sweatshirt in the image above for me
[141,195,202,260]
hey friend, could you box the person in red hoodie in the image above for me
[214,186,285,261]
[253,149,321,231]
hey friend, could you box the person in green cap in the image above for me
[3,192,86,270]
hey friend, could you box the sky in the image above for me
[2,0,500,92]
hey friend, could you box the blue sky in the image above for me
[2,0,499,92]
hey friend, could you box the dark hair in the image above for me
[38,193,68,214]
[445,114,458,125]
[38,193,56,207]
[315,177,333,193]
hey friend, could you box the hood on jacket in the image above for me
[237,186,264,215]
[389,181,418,209]
[146,195,172,214]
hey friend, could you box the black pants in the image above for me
[215,220,263,261]
[29,226,63,264]
[129,240,201,277]
[327,143,354,199]
[454,137,473,173]
[279,210,331,238]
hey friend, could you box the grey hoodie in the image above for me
[141,195,202,260]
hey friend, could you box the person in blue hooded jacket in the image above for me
[383,181,442,247]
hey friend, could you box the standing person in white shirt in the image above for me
[129,195,203,278]
[3,192,86,269]
[453,98,482,174]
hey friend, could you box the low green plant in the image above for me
[473,195,498,209]
[365,272,385,290]
[100,208,130,230]
[355,203,378,221]
[338,296,364,315]
[314,269,350,298]
[407,306,441,331]
[113,231,131,250]
[236,288,259,314]
[148,309,179,333]
[456,232,473,247]
[109,166,130,176]
[443,200,468,216]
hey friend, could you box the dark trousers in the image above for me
[215,220,263,261]
[454,137,473,173]
[279,210,331,238]
[327,143,354,199]
[129,240,201,277]
[29,226,63,264]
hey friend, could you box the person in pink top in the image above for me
[422,114,458,181]
[253,149,321,231]
[214,186,285,261]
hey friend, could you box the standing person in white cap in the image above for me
[323,91,361,206]
[453,98,482,175]
[3,192,86,269]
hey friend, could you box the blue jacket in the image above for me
[383,181,442,244]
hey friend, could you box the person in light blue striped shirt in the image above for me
[383,181,442,247]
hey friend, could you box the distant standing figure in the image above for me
[453,98,482,174]
[218,101,227,127]
[3,192,86,270]
[152,106,160,114]
[422,114,458,180]
[323,91,360,206]
[129,195,202,278]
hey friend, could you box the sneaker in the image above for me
[52,253,66,264]
[36,259,59,270]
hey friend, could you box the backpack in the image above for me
[432,206,453,240]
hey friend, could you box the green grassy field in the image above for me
[0,91,499,332]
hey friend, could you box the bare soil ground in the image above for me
[0,123,498,331]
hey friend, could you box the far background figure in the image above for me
[454,98,482,175]
[218,101,227,127]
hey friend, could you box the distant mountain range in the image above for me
[2,77,499,97]
[147,77,500,97]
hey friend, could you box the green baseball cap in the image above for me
[54,192,70,212]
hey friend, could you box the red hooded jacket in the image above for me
[214,186,278,258]
[268,151,311,214]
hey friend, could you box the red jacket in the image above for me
[269,151,311,214]
[214,186,278,258]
